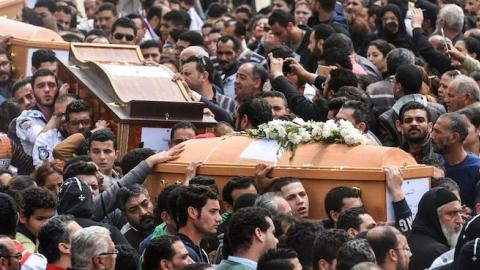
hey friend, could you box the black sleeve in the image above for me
[412,28,453,74]
[270,76,328,121]
[393,198,413,234]
[200,97,233,124]
[10,139,34,175]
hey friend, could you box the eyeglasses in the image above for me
[113,33,135,42]
[97,249,119,256]
[1,253,22,260]
[69,119,91,126]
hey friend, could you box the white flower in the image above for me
[288,132,302,144]
[292,118,305,125]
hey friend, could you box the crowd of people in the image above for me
[1,0,480,269]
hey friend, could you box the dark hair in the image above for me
[65,99,91,121]
[336,239,376,270]
[272,177,301,192]
[117,184,148,211]
[365,226,398,265]
[111,17,137,35]
[140,40,161,50]
[337,207,369,232]
[174,185,218,228]
[146,5,163,21]
[431,177,460,194]
[183,264,212,270]
[227,20,247,39]
[323,47,352,70]
[313,229,352,269]
[34,0,56,13]
[217,35,242,52]
[38,215,75,263]
[207,2,228,18]
[62,160,97,179]
[0,99,20,133]
[120,148,155,174]
[21,186,57,218]
[268,10,294,27]
[89,129,117,150]
[233,193,260,211]
[31,69,56,88]
[316,0,336,12]
[9,175,35,191]
[183,56,215,83]
[324,186,361,222]
[441,112,469,143]
[226,207,272,254]
[0,193,17,237]
[459,37,480,60]
[143,235,181,270]
[31,49,56,69]
[386,48,415,76]
[163,10,189,28]
[167,186,186,227]
[11,78,31,97]
[261,90,287,102]
[458,107,480,128]
[312,24,336,41]
[395,64,423,95]
[170,121,198,141]
[398,101,431,123]
[368,39,394,58]
[155,185,180,223]
[178,31,205,46]
[236,97,273,129]
[329,69,358,93]
[96,2,117,16]
[258,248,298,270]
[281,219,324,269]
[115,244,139,270]
[189,176,219,194]
[341,100,370,131]
[324,33,354,54]
[33,161,62,187]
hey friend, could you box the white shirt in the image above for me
[16,109,47,156]
[32,128,64,167]
[188,7,204,32]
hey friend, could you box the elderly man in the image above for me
[407,188,463,270]
[444,75,480,112]
[71,226,117,270]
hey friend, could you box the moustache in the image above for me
[140,214,154,224]
[384,22,398,33]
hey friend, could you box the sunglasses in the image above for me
[113,33,135,42]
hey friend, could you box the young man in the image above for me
[142,235,194,270]
[174,185,221,263]
[110,17,137,45]
[366,226,412,270]
[12,78,36,112]
[94,2,118,34]
[0,47,13,103]
[16,186,57,252]
[169,122,197,147]
[16,69,58,156]
[140,40,161,63]
[272,178,309,218]
[313,229,352,270]
[336,207,377,237]
[117,184,155,251]
[87,129,120,189]
[216,207,278,270]
[38,215,83,270]
[257,248,302,270]
[323,186,363,228]
[31,49,57,75]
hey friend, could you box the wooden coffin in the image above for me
[2,18,69,78]
[0,0,24,19]
[57,43,216,156]
[146,136,433,221]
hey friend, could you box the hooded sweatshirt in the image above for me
[57,177,129,246]
[407,188,459,270]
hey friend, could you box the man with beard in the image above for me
[431,112,480,209]
[305,24,335,73]
[216,36,242,98]
[407,188,463,270]
[0,48,13,103]
[32,94,77,167]
[117,184,155,251]
[396,101,440,163]
[16,69,59,156]
[366,226,412,270]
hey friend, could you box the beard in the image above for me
[405,128,428,143]
[135,214,155,231]
[441,223,462,248]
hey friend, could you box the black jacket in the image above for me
[407,188,453,270]
[270,75,328,122]
[57,177,129,246]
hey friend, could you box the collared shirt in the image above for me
[32,128,64,167]
[227,256,257,270]
[16,108,47,156]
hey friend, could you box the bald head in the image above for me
[180,46,209,67]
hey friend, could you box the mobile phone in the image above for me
[440,28,451,58]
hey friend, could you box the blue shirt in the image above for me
[444,153,480,208]
[227,256,257,270]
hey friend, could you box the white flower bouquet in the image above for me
[236,119,367,161]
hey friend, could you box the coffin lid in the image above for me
[0,18,65,42]
[159,136,418,170]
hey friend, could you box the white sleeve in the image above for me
[32,129,56,167]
